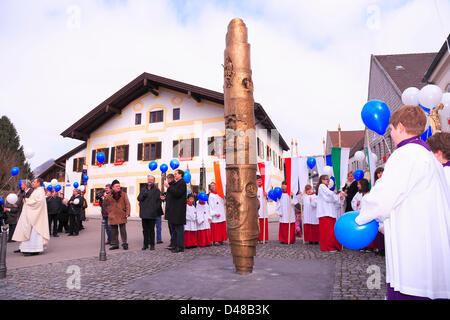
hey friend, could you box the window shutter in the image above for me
[73,158,77,172]
[91,150,96,165]
[137,144,142,161]
[90,189,94,203]
[193,138,200,157]
[124,145,129,162]
[111,147,115,163]
[104,148,109,164]
[208,137,215,156]
[156,142,162,159]
[173,140,179,158]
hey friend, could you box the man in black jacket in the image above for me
[137,175,163,251]
[47,190,62,237]
[162,169,187,253]
[68,189,83,236]
[57,193,70,233]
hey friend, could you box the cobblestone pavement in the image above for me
[0,237,386,300]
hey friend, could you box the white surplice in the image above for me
[355,143,450,299]
[444,166,450,188]
[208,192,226,223]
[275,193,298,223]
[316,184,340,219]
[185,204,197,231]
[302,194,318,225]
[257,187,268,219]
[351,192,365,211]
[196,202,211,230]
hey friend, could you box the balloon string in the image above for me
[382,137,392,155]
[0,176,13,195]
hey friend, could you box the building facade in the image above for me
[61,73,289,217]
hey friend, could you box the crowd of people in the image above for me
[1,105,449,299]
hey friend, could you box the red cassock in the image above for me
[258,218,269,241]
[197,229,212,247]
[279,223,296,244]
[318,217,342,251]
[184,231,198,248]
[304,224,320,242]
[210,221,227,242]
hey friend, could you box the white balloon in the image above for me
[354,151,365,162]
[51,179,58,186]
[402,87,420,106]
[79,185,85,192]
[418,84,443,109]
[73,199,80,205]
[328,179,335,189]
[6,193,18,205]
[24,148,35,159]
[323,166,334,176]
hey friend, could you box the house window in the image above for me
[91,148,109,166]
[135,113,142,125]
[137,142,162,161]
[266,146,271,161]
[73,157,85,172]
[257,137,264,159]
[173,108,180,121]
[150,110,164,123]
[272,150,277,167]
[173,138,200,159]
[207,136,225,157]
[110,145,129,163]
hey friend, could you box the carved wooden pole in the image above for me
[223,18,259,275]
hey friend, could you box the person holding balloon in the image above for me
[12,178,50,256]
[196,192,212,247]
[315,175,345,252]
[342,171,358,213]
[276,181,298,245]
[208,182,227,246]
[67,189,83,236]
[256,175,269,243]
[356,105,450,300]
[302,185,319,244]
[46,190,63,237]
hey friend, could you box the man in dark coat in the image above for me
[57,193,70,233]
[5,180,33,243]
[162,169,187,253]
[46,190,62,237]
[137,175,163,251]
[68,189,83,236]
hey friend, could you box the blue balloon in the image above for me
[198,192,208,202]
[83,175,89,181]
[47,185,53,191]
[334,211,379,250]
[183,172,191,184]
[170,159,180,170]
[306,157,316,169]
[273,187,283,200]
[55,185,62,192]
[11,167,19,176]
[361,100,391,135]
[96,152,105,164]
[73,182,79,189]
[268,190,277,201]
[0,198,4,205]
[148,161,158,171]
[420,126,432,142]
[160,164,168,173]
[19,180,23,189]
[353,169,364,181]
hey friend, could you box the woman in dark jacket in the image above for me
[137,175,163,250]
[163,169,187,253]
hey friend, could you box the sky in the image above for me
[0,0,449,170]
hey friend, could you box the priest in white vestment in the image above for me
[12,178,50,256]
[356,109,450,300]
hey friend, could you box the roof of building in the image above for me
[422,33,450,83]
[33,159,56,176]
[61,72,290,151]
[349,136,365,158]
[373,53,437,94]
[327,130,365,150]
[54,142,87,165]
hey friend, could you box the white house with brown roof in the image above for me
[60,72,289,217]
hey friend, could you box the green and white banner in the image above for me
[331,147,350,191]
